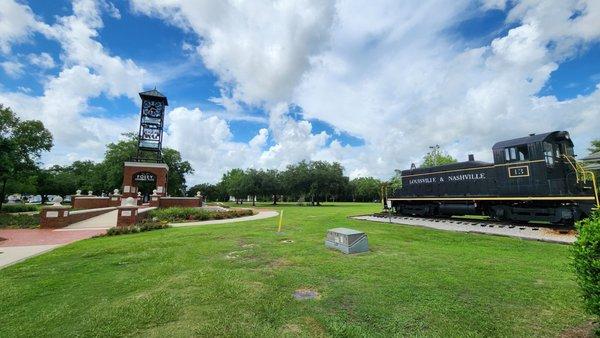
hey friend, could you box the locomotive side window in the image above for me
[565,144,574,157]
[504,145,529,162]
[544,142,555,166]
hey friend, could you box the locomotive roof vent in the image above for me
[468,154,475,161]
[529,133,535,136]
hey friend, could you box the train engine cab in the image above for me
[389,131,599,225]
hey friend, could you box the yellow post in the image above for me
[277,209,284,232]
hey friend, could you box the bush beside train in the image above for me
[388,131,599,225]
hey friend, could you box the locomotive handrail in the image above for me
[563,155,599,208]
[591,172,600,209]
[562,155,582,182]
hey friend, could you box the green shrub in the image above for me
[104,220,170,237]
[0,213,40,228]
[1,204,40,213]
[148,207,253,222]
[148,207,211,222]
[571,210,600,327]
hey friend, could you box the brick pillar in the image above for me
[149,193,160,207]
[116,206,139,227]
[40,206,71,229]
[109,194,122,207]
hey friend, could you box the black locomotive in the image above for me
[388,131,599,225]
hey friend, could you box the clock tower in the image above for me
[121,88,170,201]
[137,88,167,161]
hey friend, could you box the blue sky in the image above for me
[1,0,599,183]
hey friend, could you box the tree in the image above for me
[388,170,402,191]
[188,183,213,199]
[38,165,79,198]
[350,177,381,202]
[589,139,600,154]
[260,169,283,205]
[306,161,347,205]
[163,148,193,196]
[0,105,53,210]
[244,168,262,206]
[34,161,104,198]
[420,145,457,168]
[280,161,348,205]
[281,161,311,202]
[221,169,250,204]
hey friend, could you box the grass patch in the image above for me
[0,213,39,228]
[0,202,593,336]
[149,207,253,222]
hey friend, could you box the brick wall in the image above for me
[39,208,71,228]
[40,207,116,229]
[72,196,111,209]
[159,197,202,208]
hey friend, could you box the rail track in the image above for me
[372,212,572,232]
[353,212,576,244]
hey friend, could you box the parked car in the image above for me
[27,195,42,204]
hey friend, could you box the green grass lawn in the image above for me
[0,203,592,337]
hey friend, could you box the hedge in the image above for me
[571,210,600,331]
[148,207,253,222]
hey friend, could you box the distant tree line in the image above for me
[187,161,384,205]
[4,132,193,201]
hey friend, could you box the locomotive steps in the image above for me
[352,214,576,244]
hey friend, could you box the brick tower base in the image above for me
[122,161,169,199]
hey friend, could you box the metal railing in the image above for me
[563,155,599,208]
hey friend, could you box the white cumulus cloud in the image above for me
[3,0,600,186]
[27,52,56,69]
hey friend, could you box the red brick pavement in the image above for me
[0,229,106,247]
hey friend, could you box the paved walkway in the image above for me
[0,210,117,269]
[0,245,60,268]
[170,210,279,227]
[57,210,118,231]
[0,209,279,268]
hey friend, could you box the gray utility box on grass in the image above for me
[325,228,369,254]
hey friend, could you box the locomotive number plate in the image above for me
[508,165,529,178]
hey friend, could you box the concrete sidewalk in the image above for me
[0,244,61,268]
[170,210,279,227]
[57,210,118,231]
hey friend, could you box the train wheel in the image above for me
[489,206,508,221]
